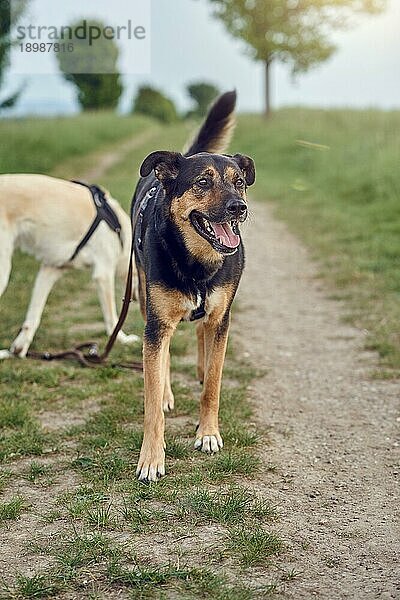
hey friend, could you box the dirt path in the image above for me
[236,202,400,599]
[81,129,156,181]
[50,128,158,182]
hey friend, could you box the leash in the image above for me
[27,241,141,370]
[26,257,142,370]
[25,185,159,371]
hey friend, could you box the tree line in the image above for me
[0,0,386,116]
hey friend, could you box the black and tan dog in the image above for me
[132,91,255,481]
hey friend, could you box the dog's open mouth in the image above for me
[190,212,240,254]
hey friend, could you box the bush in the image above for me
[67,73,123,111]
[186,82,219,117]
[132,86,178,124]
[56,19,123,111]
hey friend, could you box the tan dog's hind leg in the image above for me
[94,270,139,344]
[194,312,230,454]
[0,231,15,359]
[11,265,63,357]
[196,322,205,384]
[0,231,13,299]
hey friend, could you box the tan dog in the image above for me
[0,174,138,358]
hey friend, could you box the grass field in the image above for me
[232,109,400,375]
[0,112,153,174]
[0,106,399,597]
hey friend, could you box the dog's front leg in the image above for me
[137,284,187,480]
[136,331,170,481]
[163,351,174,412]
[195,311,230,454]
[196,322,205,384]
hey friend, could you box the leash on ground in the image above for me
[26,186,145,372]
[26,261,141,370]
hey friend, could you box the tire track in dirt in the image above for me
[235,201,400,599]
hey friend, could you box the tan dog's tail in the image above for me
[185,90,236,156]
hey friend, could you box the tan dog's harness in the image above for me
[69,180,123,262]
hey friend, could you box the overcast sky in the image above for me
[4,0,400,115]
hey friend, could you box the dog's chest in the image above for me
[181,291,204,322]
[180,288,224,323]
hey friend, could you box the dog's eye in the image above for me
[235,178,245,189]
[195,178,210,188]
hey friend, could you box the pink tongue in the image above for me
[211,222,240,248]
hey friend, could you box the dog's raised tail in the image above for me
[185,90,237,156]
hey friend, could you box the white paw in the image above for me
[10,334,31,357]
[163,391,175,412]
[136,446,165,482]
[117,331,140,345]
[0,349,12,360]
[194,434,223,454]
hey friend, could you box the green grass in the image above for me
[25,461,52,483]
[7,573,59,598]
[210,449,260,477]
[106,561,276,599]
[182,486,277,525]
[0,496,25,523]
[228,527,284,567]
[0,470,11,493]
[0,422,51,462]
[0,399,30,428]
[232,109,400,375]
[10,529,279,598]
[0,111,152,173]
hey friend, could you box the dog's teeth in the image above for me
[204,220,214,236]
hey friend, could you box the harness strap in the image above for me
[69,181,123,262]
[189,286,207,321]
[136,185,157,250]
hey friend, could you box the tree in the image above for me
[204,0,386,116]
[133,86,178,123]
[186,81,220,117]
[56,20,123,111]
[0,0,27,110]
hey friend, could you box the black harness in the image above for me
[135,184,158,251]
[69,180,123,262]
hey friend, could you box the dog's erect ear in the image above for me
[232,154,256,186]
[140,151,184,184]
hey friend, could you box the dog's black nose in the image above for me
[226,199,247,218]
